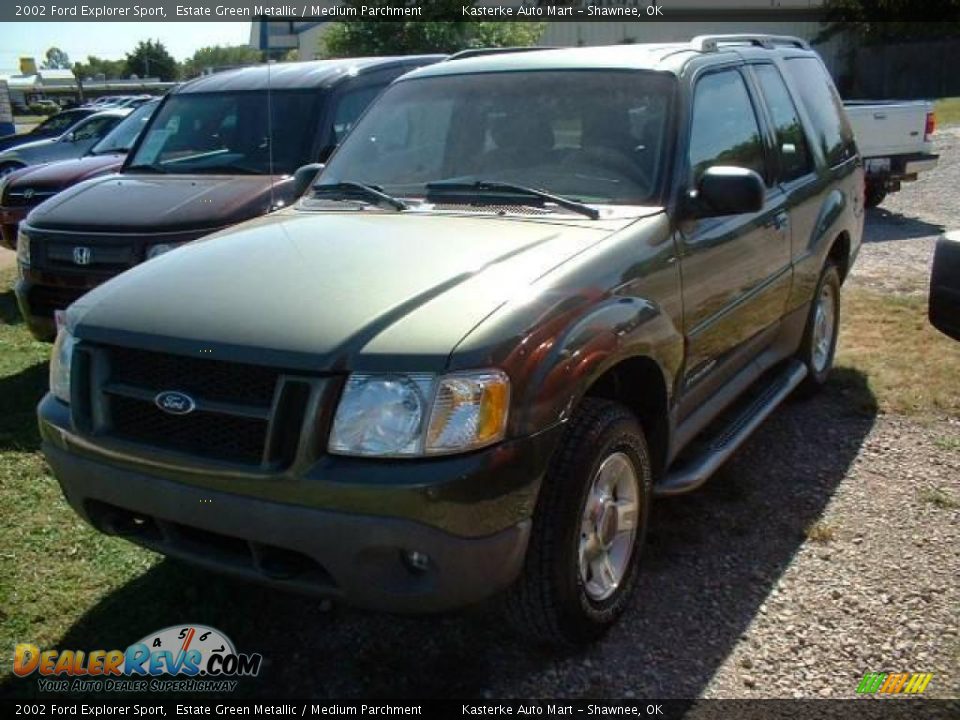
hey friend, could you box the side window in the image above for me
[689,70,767,184]
[72,116,117,141]
[783,57,856,167]
[331,86,383,145]
[754,64,814,183]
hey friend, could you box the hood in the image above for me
[0,136,95,166]
[3,155,123,197]
[0,132,48,153]
[71,210,642,371]
[26,173,282,233]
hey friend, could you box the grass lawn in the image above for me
[935,97,960,127]
[0,265,958,694]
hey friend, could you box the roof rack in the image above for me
[691,34,811,53]
[446,46,556,62]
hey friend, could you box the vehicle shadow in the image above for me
[0,361,47,452]
[0,369,878,700]
[865,207,945,244]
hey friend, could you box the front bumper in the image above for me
[0,205,26,249]
[40,395,561,612]
[15,268,102,341]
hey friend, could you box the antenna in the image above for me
[265,56,276,209]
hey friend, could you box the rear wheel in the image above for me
[796,261,841,395]
[864,180,887,209]
[505,398,652,647]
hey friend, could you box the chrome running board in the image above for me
[655,360,808,497]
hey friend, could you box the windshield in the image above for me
[90,101,158,155]
[321,70,674,205]
[127,90,320,175]
[34,110,87,135]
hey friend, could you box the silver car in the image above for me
[0,108,131,176]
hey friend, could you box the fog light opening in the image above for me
[402,549,431,574]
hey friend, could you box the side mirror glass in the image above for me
[930,231,960,341]
[688,166,765,218]
[292,162,325,198]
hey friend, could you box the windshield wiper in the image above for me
[126,163,167,174]
[312,181,408,211]
[426,180,599,220]
[189,164,262,175]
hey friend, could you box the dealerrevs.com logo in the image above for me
[13,624,262,693]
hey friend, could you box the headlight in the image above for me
[146,242,186,260]
[49,327,77,404]
[16,229,30,265]
[328,369,510,457]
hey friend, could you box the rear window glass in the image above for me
[753,64,814,183]
[783,57,856,167]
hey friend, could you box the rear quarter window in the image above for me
[783,57,856,168]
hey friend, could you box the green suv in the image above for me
[40,37,864,645]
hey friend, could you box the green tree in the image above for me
[182,45,264,79]
[319,1,543,57]
[816,0,960,43]
[126,40,179,81]
[72,56,128,81]
[41,47,71,70]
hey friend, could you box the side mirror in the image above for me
[688,166,765,218]
[62,132,76,143]
[929,231,960,342]
[292,162,324,198]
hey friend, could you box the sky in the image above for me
[0,22,252,72]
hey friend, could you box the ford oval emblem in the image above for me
[154,390,196,416]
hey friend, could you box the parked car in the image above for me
[0,108,96,155]
[38,36,864,645]
[0,99,160,249]
[929,230,960,342]
[30,99,61,113]
[15,55,443,340]
[108,95,154,109]
[845,99,938,207]
[0,108,130,178]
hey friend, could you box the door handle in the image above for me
[768,212,790,231]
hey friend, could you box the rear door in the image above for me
[676,66,793,417]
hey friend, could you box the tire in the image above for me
[796,261,842,396]
[864,180,887,209]
[504,398,653,647]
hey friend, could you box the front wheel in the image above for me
[505,398,652,647]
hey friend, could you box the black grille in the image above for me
[3,190,56,208]
[46,242,135,271]
[110,346,281,407]
[110,395,268,464]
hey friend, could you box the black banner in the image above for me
[3,0,959,24]
[2,699,959,719]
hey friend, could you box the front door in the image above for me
[677,67,793,418]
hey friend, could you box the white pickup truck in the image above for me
[845,100,939,208]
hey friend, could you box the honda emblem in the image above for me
[73,246,92,265]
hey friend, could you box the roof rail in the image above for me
[446,46,556,62]
[691,34,811,53]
